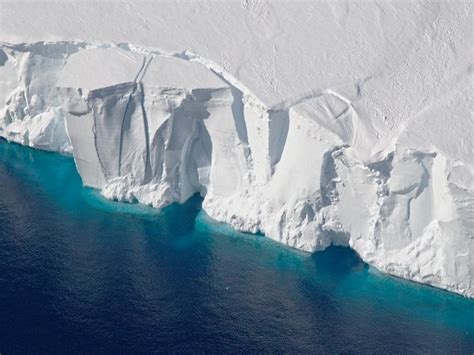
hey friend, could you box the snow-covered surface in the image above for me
[0,1,472,297]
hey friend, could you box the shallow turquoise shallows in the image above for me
[0,138,473,353]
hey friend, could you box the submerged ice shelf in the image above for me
[0,1,472,298]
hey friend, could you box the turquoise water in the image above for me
[0,138,473,353]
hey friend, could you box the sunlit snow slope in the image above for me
[0,1,472,297]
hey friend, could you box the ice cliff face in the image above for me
[0,2,472,298]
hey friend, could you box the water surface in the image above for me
[0,139,473,353]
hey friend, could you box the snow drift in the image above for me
[0,1,472,297]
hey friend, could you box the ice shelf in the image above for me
[0,1,472,297]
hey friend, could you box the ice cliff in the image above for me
[0,1,472,297]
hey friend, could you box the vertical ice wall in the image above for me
[0,42,472,298]
[56,48,254,208]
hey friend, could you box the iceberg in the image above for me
[0,1,472,297]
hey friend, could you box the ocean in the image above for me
[0,139,473,353]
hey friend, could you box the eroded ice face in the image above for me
[57,47,241,207]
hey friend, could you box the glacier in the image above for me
[0,1,472,297]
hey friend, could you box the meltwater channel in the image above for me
[0,139,473,353]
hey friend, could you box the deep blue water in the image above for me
[0,139,473,354]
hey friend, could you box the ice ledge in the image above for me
[1,41,472,298]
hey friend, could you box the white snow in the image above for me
[0,0,472,297]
